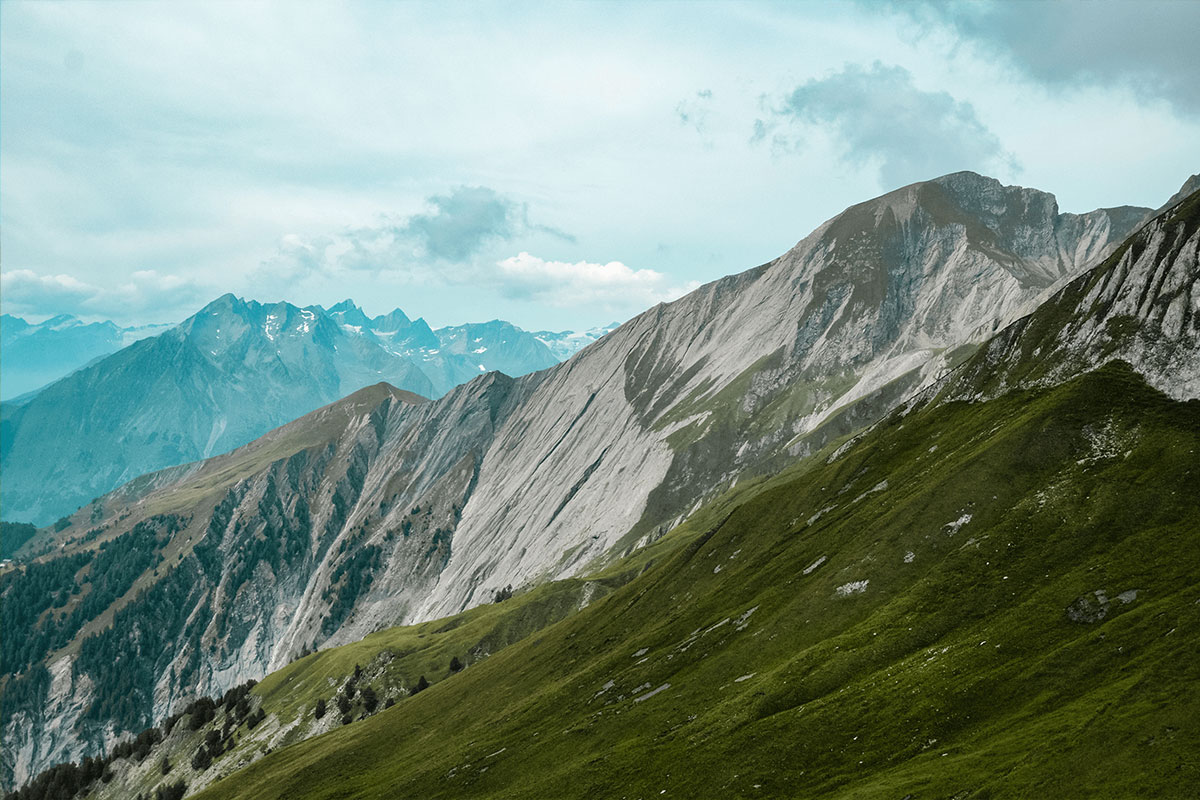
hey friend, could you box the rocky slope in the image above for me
[0,172,1161,787]
[934,181,1199,404]
[411,171,1152,621]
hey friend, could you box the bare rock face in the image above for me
[936,183,1200,404]
[2,172,1155,788]
[413,172,1149,620]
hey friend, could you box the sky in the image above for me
[1,0,1197,331]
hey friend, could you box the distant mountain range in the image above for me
[7,171,1194,792]
[532,323,620,360]
[1,305,611,404]
[0,297,613,525]
[0,315,172,400]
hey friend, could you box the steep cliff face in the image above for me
[412,172,1150,619]
[1,172,1155,787]
[935,185,1200,404]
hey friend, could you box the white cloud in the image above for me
[252,186,573,292]
[0,270,96,311]
[0,268,208,323]
[494,252,699,309]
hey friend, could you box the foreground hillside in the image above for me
[15,359,1196,800]
[180,363,1195,798]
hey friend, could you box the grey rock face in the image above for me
[936,183,1200,404]
[2,172,1156,787]
[412,172,1149,620]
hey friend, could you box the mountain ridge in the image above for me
[0,314,173,401]
[0,296,576,525]
[0,171,1174,788]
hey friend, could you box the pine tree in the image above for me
[361,685,378,713]
[191,745,212,771]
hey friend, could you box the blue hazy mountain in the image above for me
[0,314,171,401]
[0,296,608,525]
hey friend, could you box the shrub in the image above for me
[361,686,378,713]
[191,746,211,771]
[155,780,187,800]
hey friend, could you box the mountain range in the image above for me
[2,171,1197,797]
[0,315,172,401]
[0,300,607,526]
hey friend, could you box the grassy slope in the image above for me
[194,361,1200,799]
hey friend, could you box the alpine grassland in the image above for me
[179,361,1199,799]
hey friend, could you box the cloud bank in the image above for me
[1,269,207,323]
[257,185,573,284]
[494,253,699,309]
[904,0,1200,116]
[756,62,1015,188]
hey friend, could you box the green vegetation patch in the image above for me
[195,362,1200,799]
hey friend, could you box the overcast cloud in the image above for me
[904,0,1200,116]
[1,1,1196,329]
[756,62,1016,188]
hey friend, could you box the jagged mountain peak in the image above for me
[794,171,1151,293]
[196,291,246,314]
[326,298,361,314]
[323,299,374,329]
[178,296,340,352]
[371,308,413,331]
[1159,173,1200,213]
[938,184,1200,404]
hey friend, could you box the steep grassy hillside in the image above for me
[185,361,1199,799]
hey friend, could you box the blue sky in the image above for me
[1,0,1197,330]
